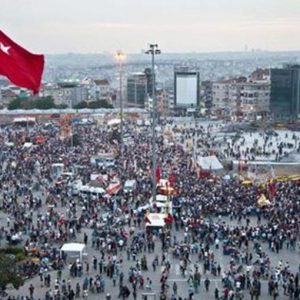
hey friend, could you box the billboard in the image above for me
[175,72,199,106]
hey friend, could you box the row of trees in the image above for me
[74,100,113,109]
[8,96,65,110]
[8,97,113,110]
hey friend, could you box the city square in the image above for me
[0,116,299,300]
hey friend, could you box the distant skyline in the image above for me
[1,0,300,54]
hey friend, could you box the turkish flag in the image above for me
[0,30,44,94]
[268,180,276,199]
[168,173,176,187]
[164,214,173,225]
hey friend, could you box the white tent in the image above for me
[60,243,86,261]
[146,213,166,228]
[23,142,33,149]
[107,118,121,126]
[197,155,223,171]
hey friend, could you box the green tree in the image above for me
[8,98,22,110]
[8,96,57,110]
[74,101,89,109]
[34,96,56,109]
[56,104,68,109]
[0,254,23,293]
[88,100,113,109]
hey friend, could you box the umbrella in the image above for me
[241,180,252,186]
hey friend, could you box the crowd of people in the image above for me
[0,117,300,300]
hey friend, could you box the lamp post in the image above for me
[146,44,161,202]
[115,51,126,157]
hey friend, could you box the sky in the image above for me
[1,0,300,54]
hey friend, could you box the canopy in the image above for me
[157,179,170,187]
[23,142,33,149]
[145,213,166,228]
[242,180,253,186]
[107,118,121,126]
[60,243,86,261]
[107,181,122,195]
[197,155,223,171]
[149,194,168,203]
[159,186,175,195]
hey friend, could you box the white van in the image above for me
[124,180,137,194]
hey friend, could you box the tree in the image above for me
[56,104,68,109]
[0,254,23,293]
[34,96,56,109]
[88,100,113,109]
[8,98,22,110]
[8,96,57,110]
[74,101,88,109]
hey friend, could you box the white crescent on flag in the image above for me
[0,42,10,55]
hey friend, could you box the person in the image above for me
[188,284,195,300]
[205,277,210,292]
[173,282,178,295]
[215,288,219,299]
[28,284,34,299]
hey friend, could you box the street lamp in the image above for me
[115,50,126,157]
[145,43,161,202]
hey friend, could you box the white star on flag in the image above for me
[0,43,10,55]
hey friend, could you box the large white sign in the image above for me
[176,74,198,106]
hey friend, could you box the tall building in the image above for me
[174,67,200,113]
[144,68,153,98]
[270,64,300,120]
[201,81,213,114]
[127,73,148,108]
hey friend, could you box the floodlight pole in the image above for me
[146,44,161,202]
[115,51,126,158]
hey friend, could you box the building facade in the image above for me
[212,78,270,118]
[127,73,148,108]
[42,82,89,108]
[270,64,300,120]
[90,79,112,104]
[239,82,270,117]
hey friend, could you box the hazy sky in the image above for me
[1,0,299,54]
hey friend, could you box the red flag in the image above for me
[156,165,161,183]
[168,173,176,187]
[268,180,276,199]
[164,214,173,225]
[0,30,44,94]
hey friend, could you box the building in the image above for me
[270,64,300,120]
[127,73,148,108]
[42,82,89,108]
[239,82,270,118]
[174,67,200,114]
[200,81,213,114]
[90,79,112,104]
[212,77,270,118]
[144,68,153,98]
[212,81,237,116]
